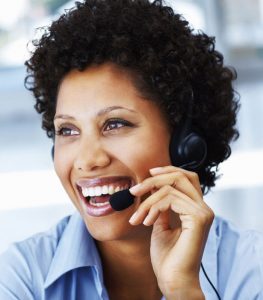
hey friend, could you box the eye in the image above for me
[103,118,134,132]
[55,126,79,136]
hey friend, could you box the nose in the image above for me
[74,135,111,172]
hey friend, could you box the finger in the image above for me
[143,198,171,226]
[143,195,200,226]
[141,186,195,216]
[150,166,202,195]
[129,185,174,225]
[130,172,202,203]
[145,197,213,246]
[129,186,199,225]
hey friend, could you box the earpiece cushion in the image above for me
[169,128,207,170]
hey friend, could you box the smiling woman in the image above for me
[53,64,171,241]
[0,0,263,300]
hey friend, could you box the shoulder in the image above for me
[213,215,263,262]
[207,216,263,299]
[0,215,71,299]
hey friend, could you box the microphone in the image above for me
[109,189,134,211]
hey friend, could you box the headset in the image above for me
[169,88,207,171]
[169,115,207,171]
[168,107,221,299]
[50,95,221,300]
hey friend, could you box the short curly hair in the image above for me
[25,0,240,193]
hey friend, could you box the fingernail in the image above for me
[129,183,141,194]
[129,212,138,224]
[149,167,164,174]
[143,215,151,226]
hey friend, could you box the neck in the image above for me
[96,225,162,299]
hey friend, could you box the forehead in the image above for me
[57,64,142,108]
[55,63,170,132]
[56,63,164,116]
[59,63,138,93]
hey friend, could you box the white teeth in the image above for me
[102,185,108,194]
[81,184,129,197]
[108,186,115,195]
[89,187,96,197]
[89,199,109,207]
[82,187,89,197]
[94,186,102,196]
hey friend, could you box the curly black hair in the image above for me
[25,0,240,193]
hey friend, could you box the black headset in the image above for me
[169,91,207,171]
[170,116,221,299]
[169,118,207,171]
[169,101,221,300]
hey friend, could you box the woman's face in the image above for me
[54,64,171,241]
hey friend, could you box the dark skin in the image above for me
[97,237,163,300]
[96,203,189,300]
[54,64,213,299]
[95,166,210,300]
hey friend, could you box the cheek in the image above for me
[109,133,171,179]
[134,140,171,171]
[53,148,80,208]
[53,146,72,185]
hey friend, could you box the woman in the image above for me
[0,0,262,299]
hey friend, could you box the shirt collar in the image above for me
[44,211,221,292]
[44,212,103,288]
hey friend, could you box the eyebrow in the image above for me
[54,106,137,121]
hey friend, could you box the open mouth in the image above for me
[84,185,130,207]
[77,178,132,208]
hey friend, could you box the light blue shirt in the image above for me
[0,212,263,299]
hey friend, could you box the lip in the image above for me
[76,176,132,188]
[81,194,114,217]
[76,176,133,217]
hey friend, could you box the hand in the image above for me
[129,166,214,299]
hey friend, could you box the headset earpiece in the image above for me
[51,131,55,161]
[169,118,207,171]
[51,145,54,161]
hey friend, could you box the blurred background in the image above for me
[0,0,263,254]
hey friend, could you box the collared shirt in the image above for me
[0,212,263,300]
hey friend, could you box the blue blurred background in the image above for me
[1,0,263,253]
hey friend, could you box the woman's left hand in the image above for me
[129,166,214,300]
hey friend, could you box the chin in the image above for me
[86,222,134,242]
[82,213,130,240]
[83,215,149,242]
